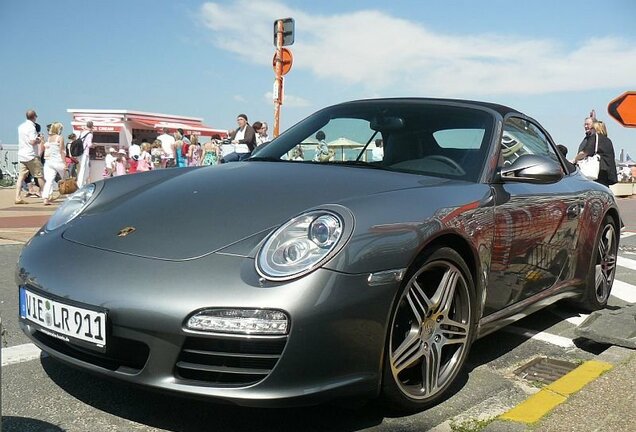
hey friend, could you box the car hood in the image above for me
[62,162,453,260]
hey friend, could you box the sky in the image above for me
[1,0,635,157]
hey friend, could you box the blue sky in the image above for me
[1,0,635,157]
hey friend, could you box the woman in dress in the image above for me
[42,122,66,205]
[113,150,128,176]
[188,135,203,166]
[174,134,187,168]
[201,139,220,166]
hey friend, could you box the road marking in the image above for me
[611,279,636,303]
[501,326,574,348]
[1,343,41,366]
[501,360,613,424]
[620,232,636,239]
[617,255,636,271]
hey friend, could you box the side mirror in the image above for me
[499,154,563,183]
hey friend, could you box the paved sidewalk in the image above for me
[0,187,59,244]
[484,347,636,431]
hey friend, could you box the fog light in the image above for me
[186,309,289,335]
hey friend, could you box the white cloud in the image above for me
[200,1,636,97]
[233,95,246,102]
[263,92,310,107]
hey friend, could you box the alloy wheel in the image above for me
[389,260,472,400]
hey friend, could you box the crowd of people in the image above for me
[12,107,621,206]
[101,113,271,176]
[13,111,271,205]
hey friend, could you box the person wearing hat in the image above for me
[113,149,128,176]
[222,113,256,163]
[103,147,117,178]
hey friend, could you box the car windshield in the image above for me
[250,100,495,182]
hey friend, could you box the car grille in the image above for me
[32,330,150,372]
[175,335,287,386]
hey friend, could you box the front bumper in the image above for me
[17,231,400,407]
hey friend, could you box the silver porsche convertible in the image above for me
[18,98,619,411]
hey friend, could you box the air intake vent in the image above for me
[175,335,287,386]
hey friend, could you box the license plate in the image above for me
[19,287,107,349]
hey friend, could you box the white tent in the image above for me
[327,137,365,161]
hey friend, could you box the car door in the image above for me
[484,116,581,316]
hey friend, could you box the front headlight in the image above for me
[256,209,352,281]
[46,184,96,231]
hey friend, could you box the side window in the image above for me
[500,117,563,172]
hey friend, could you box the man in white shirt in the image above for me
[157,127,175,168]
[76,121,94,188]
[15,110,45,204]
[371,138,384,161]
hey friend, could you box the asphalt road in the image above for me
[2,239,635,432]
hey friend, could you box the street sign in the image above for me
[272,48,293,75]
[608,91,636,128]
[273,18,294,46]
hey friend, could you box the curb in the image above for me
[499,360,613,424]
[483,358,617,431]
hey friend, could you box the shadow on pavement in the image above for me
[41,356,385,432]
[1,416,65,432]
[465,302,610,371]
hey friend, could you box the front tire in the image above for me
[381,247,476,412]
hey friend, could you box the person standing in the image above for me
[65,133,79,176]
[157,127,175,168]
[252,122,265,146]
[42,122,66,205]
[259,122,270,143]
[128,139,141,161]
[201,139,219,166]
[137,142,152,172]
[113,150,128,176]
[76,121,94,188]
[313,131,330,161]
[577,112,595,153]
[371,138,384,161]
[178,128,191,161]
[103,147,117,178]
[574,120,617,187]
[187,134,202,166]
[15,110,45,204]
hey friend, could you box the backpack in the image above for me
[69,132,90,157]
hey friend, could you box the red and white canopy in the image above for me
[68,109,228,137]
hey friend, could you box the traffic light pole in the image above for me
[273,19,284,138]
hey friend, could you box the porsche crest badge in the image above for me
[117,226,136,237]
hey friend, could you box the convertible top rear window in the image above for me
[252,101,495,182]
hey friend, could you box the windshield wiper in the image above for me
[326,160,387,170]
